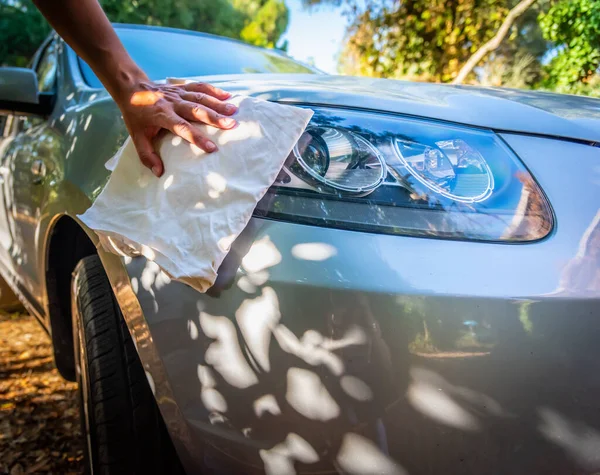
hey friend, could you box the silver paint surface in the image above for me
[123,134,600,474]
[0,29,598,474]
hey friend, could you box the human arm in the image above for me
[32,0,237,177]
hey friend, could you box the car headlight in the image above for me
[254,108,553,242]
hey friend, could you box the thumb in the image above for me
[134,134,163,177]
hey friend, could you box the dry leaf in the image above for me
[0,313,83,473]
[10,463,24,475]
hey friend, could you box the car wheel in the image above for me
[71,255,183,474]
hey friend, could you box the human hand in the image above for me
[116,79,237,177]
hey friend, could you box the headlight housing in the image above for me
[254,108,553,242]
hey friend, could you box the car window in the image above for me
[79,27,317,88]
[36,41,58,93]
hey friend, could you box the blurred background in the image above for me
[1,0,598,97]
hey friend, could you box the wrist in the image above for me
[106,62,151,105]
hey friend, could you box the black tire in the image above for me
[72,255,184,475]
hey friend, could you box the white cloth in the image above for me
[79,94,313,292]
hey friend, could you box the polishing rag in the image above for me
[79,94,313,291]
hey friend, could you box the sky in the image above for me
[281,0,349,74]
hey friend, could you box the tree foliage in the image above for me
[0,0,289,66]
[335,0,525,82]
[452,0,538,84]
[0,1,49,67]
[539,0,600,95]
[307,0,599,95]
[235,0,290,48]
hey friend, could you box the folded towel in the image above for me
[79,94,313,292]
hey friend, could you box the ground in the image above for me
[0,312,83,474]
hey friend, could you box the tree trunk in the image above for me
[452,0,538,85]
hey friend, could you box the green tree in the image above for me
[0,0,289,67]
[452,0,538,84]
[539,0,600,95]
[331,0,551,84]
[237,0,289,48]
[306,0,600,95]
[475,2,548,87]
[0,1,50,66]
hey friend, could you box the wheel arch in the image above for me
[44,213,98,381]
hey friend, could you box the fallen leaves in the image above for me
[0,313,83,474]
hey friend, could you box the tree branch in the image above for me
[452,0,538,84]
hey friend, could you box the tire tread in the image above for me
[73,255,183,474]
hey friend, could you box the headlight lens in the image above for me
[394,138,494,203]
[291,127,387,194]
[255,108,553,242]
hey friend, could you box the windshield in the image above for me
[79,26,317,88]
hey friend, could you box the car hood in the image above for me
[179,74,600,143]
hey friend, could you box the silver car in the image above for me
[1,24,599,475]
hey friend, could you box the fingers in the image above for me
[174,101,237,129]
[182,82,231,100]
[162,113,217,153]
[133,135,164,177]
[179,91,237,116]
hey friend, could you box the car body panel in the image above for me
[111,134,600,474]
[0,26,598,475]
[171,74,600,144]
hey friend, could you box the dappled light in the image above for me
[83,114,92,131]
[1,0,598,470]
[162,174,174,190]
[187,319,198,340]
[197,364,228,413]
[291,242,337,261]
[259,433,319,475]
[237,275,259,294]
[154,270,171,290]
[140,260,161,294]
[538,407,600,470]
[286,367,340,421]
[145,370,156,396]
[199,312,259,389]
[118,224,600,474]
[235,287,280,372]
[139,244,156,261]
[130,90,164,106]
[407,373,481,431]
[336,433,406,475]
[189,143,203,156]
[245,269,270,286]
[340,375,373,402]
[65,119,75,135]
[218,120,262,146]
[253,394,281,418]
[217,234,236,253]
[130,276,139,294]
[119,234,414,473]
[206,172,227,199]
[407,366,509,431]
[273,325,344,376]
[241,236,281,274]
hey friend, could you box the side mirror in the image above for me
[0,67,54,116]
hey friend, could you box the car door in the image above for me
[1,40,60,299]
